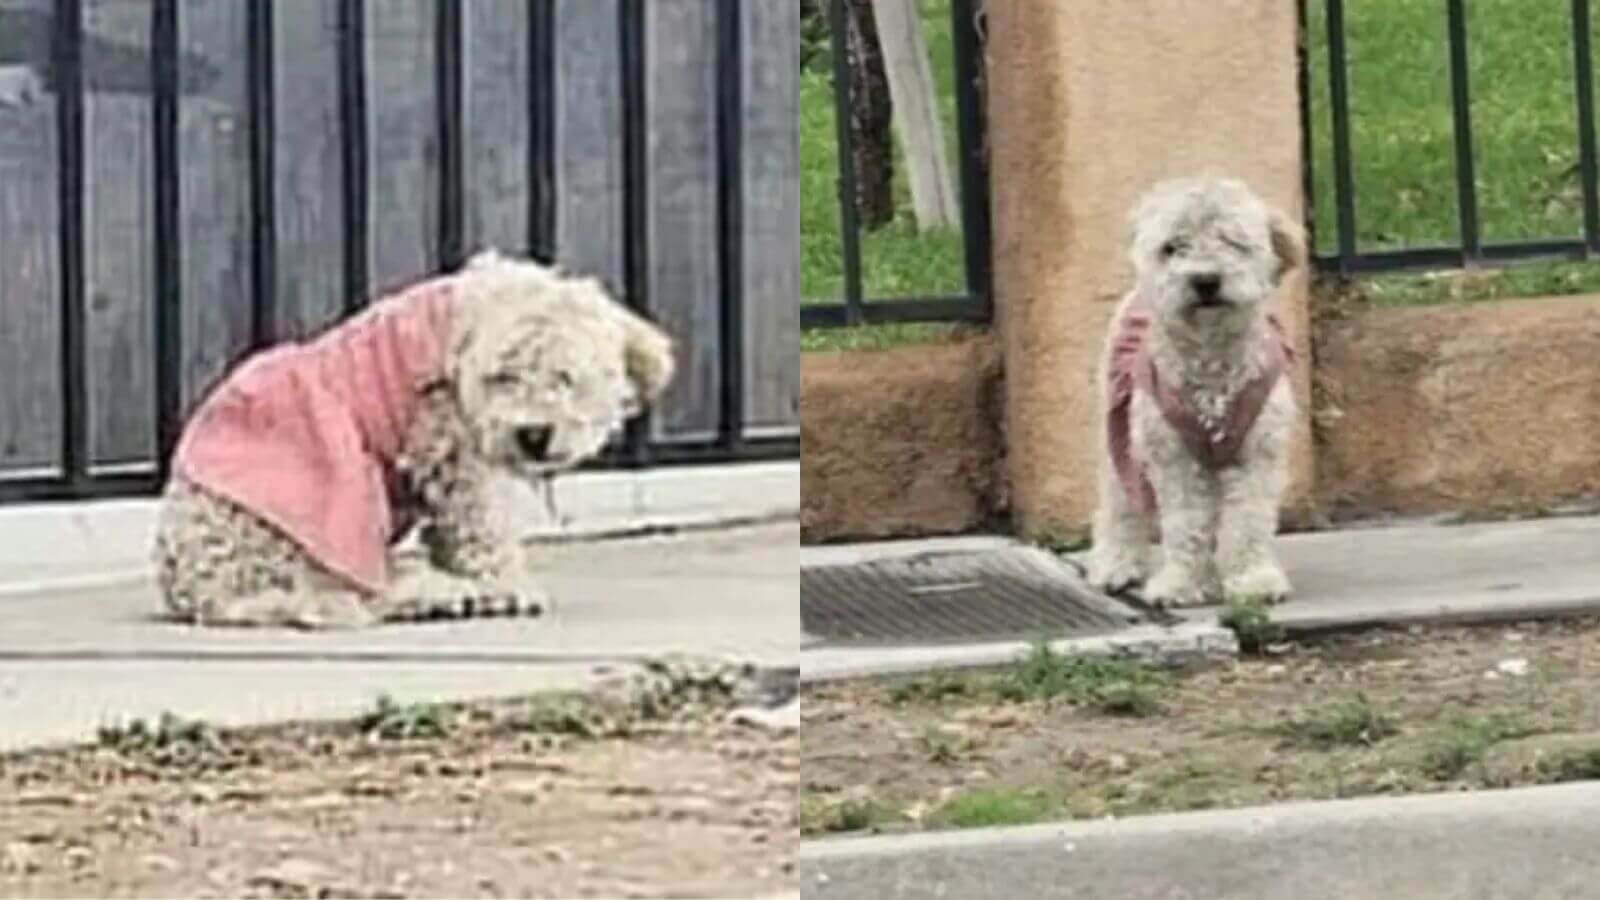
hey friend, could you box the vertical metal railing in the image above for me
[337,0,369,311]
[0,0,794,504]
[804,0,990,328]
[247,0,278,351]
[54,0,88,491]
[1572,0,1600,254]
[1311,0,1600,273]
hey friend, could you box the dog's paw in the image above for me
[383,571,550,622]
[1141,566,1210,609]
[1222,562,1292,605]
[283,594,378,630]
[1084,547,1149,595]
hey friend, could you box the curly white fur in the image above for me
[1085,178,1303,608]
[153,250,676,629]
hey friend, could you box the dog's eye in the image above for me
[1221,235,1252,253]
[484,373,518,388]
[554,371,576,389]
[1160,240,1184,258]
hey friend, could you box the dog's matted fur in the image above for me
[153,250,675,628]
[1084,177,1304,608]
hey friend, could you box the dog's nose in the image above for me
[514,425,555,461]
[1190,273,1222,300]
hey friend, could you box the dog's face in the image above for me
[1128,178,1304,330]
[450,252,676,479]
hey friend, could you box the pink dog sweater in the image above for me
[173,278,458,594]
[1106,293,1294,518]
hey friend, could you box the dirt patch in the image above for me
[801,618,1600,837]
[1,665,797,899]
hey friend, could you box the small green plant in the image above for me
[918,727,960,765]
[887,671,974,705]
[359,694,452,741]
[1419,714,1533,781]
[930,787,1059,829]
[1533,745,1600,784]
[1219,596,1286,655]
[96,712,234,772]
[1033,531,1091,555]
[999,642,1166,716]
[508,693,636,739]
[98,711,216,752]
[1277,695,1398,748]
[800,793,896,835]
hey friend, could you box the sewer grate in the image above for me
[800,547,1148,647]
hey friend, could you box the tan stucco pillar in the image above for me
[988,0,1315,538]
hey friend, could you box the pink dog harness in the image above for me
[1106,293,1294,517]
[173,278,458,593]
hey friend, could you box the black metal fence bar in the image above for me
[1443,0,1480,260]
[54,0,87,488]
[824,0,865,326]
[1573,0,1600,253]
[949,0,990,311]
[801,294,990,327]
[338,0,369,311]
[1312,0,1600,275]
[528,0,557,264]
[619,0,654,466]
[1323,0,1358,269]
[715,0,746,452]
[152,0,182,473]
[436,0,465,271]
[247,0,278,349]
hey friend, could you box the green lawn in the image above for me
[800,0,971,351]
[802,0,1600,351]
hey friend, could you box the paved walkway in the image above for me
[1,523,798,750]
[801,515,1600,679]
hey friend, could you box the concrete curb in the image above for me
[800,781,1600,899]
[0,461,797,593]
[801,622,1238,683]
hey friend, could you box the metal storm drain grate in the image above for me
[801,547,1148,647]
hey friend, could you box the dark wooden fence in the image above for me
[0,0,798,502]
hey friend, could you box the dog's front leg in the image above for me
[418,470,552,616]
[1086,464,1156,593]
[1214,392,1294,604]
[1137,405,1217,608]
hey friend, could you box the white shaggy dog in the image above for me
[153,250,675,628]
[1084,178,1303,608]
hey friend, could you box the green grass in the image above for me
[801,0,971,351]
[928,787,1061,829]
[1219,597,1287,656]
[803,0,1600,350]
[1417,712,1534,781]
[1275,694,1400,749]
[998,642,1167,716]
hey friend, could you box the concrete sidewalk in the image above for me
[800,781,1600,899]
[801,515,1600,680]
[0,522,798,750]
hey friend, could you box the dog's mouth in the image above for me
[1188,293,1234,310]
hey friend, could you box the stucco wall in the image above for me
[1316,293,1600,520]
[986,0,1315,538]
[799,337,1004,543]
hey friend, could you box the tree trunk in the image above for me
[843,0,895,229]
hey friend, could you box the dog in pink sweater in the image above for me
[154,250,675,628]
[1085,178,1304,609]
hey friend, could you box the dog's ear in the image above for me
[1268,208,1307,285]
[621,314,676,414]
